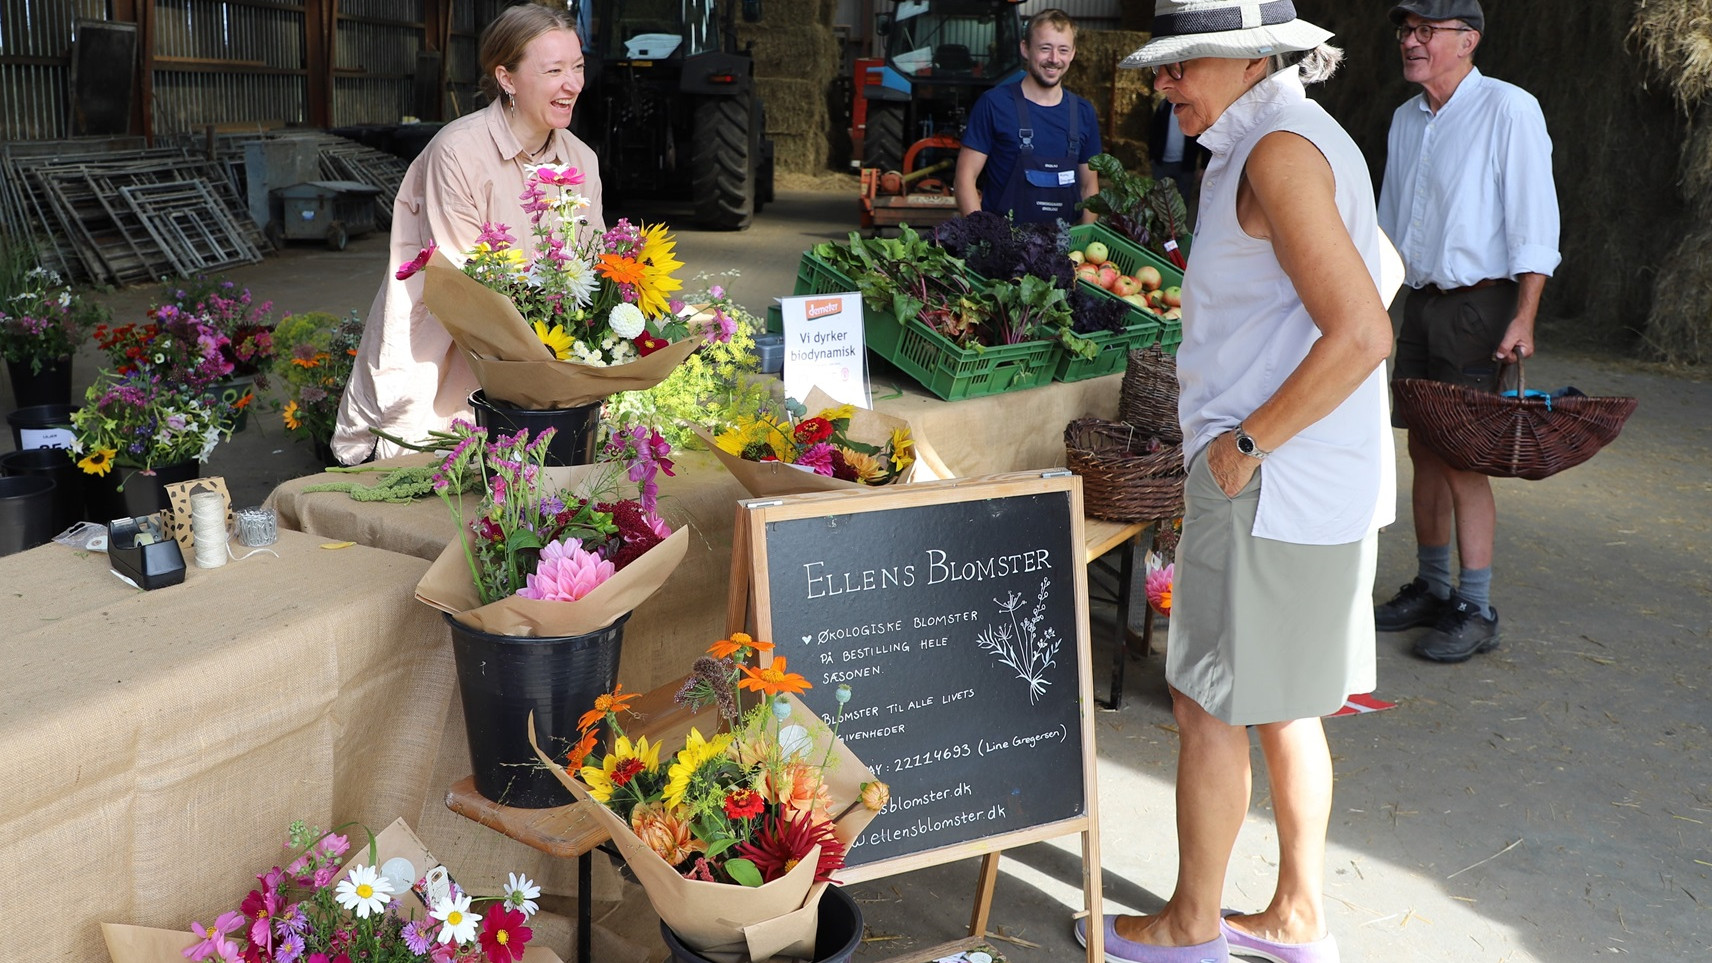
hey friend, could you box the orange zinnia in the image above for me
[577,683,639,731]
[738,658,810,696]
[706,633,776,660]
[595,253,646,287]
[291,351,329,369]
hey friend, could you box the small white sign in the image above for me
[21,427,75,449]
[780,291,870,409]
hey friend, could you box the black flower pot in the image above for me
[6,357,73,409]
[0,447,83,538]
[660,883,863,963]
[447,611,629,809]
[82,460,201,524]
[206,375,256,432]
[6,403,77,451]
[470,390,602,467]
[0,475,58,556]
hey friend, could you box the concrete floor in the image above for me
[6,185,1708,962]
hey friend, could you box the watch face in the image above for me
[1237,434,1255,454]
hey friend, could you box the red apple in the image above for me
[1161,285,1182,308]
[1075,263,1100,284]
[1136,265,1163,291]
[1111,275,1142,297]
[1096,263,1121,290]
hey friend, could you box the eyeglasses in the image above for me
[1396,23,1473,44]
[1148,62,1185,83]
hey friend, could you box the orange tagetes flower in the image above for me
[291,351,329,369]
[737,658,810,696]
[706,633,775,660]
[595,253,646,287]
[576,683,639,732]
[567,726,600,767]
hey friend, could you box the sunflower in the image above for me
[77,447,117,476]
[630,222,684,317]
[283,400,302,431]
[714,417,794,462]
[838,447,885,484]
[532,320,576,360]
[662,728,734,810]
[889,427,915,470]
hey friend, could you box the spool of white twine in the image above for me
[190,491,229,569]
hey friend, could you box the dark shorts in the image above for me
[1391,281,1518,427]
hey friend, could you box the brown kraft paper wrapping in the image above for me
[423,251,704,410]
[528,692,878,963]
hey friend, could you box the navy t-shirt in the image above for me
[962,82,1102,214]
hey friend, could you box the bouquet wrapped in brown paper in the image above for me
[103,818,565,963]
[531,634,885,963]
[697,386,928,498]
[412,420,687,636]
[402,163,724,411]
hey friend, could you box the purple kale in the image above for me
[1070,288,1129,335]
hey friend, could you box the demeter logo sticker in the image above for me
[805,298,843,320]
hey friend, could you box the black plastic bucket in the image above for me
[0,447,82,538]
[470,390,602,467]
[660,882,863,963]
[6,358,73,409]
[447,611,629,809]
[6,403,77,451]
[82,460,200,524]
[0,475,58,556]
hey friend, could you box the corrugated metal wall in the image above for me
[333,0,422,126]
[0,0,110,140]
[152,0,308,136]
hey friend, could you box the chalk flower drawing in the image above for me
[975,577,1059,702]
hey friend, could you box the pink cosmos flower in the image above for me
[184,910,245,962]
[532,164,585,187]
[395,240,437,280]
[517,538,615,602]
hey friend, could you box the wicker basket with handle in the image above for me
[1392,359,1638,480]
[1119,344,1182,442]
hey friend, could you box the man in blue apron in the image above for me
[954,8,1101,224]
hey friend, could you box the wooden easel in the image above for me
[727,473,1105,963]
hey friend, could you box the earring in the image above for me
[506,91,516,118]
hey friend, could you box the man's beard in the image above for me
[1028,61,1065,90]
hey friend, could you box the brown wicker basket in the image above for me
[1119,344,1182,442]
[1392,360,1638,480]
[1065,417,1186,521]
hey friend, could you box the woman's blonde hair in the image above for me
[479,4,578,101]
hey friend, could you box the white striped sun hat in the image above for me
[1122,0,1333,69]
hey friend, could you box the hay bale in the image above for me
[771,131,830,174]
[756,77,828,134]
[738,22,840,86]
[1629,0,1712,111]
[1644,221,1712,363]
[1065,30,1154,155]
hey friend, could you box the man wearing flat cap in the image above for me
[1375,0,1560,663]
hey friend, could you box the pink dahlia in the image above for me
[1145,562,1173,617]
[517,538,614,602]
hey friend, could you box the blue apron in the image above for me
[987,84,1084,224]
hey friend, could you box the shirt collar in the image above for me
[485,96,566,164]
[1414,66,1485,116]
[1197,66,1306,156]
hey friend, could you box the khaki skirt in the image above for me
[1165,446,1377,726]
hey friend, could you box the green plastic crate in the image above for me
[1158,319,1183,355]
[1054,320,1163,382]
[865,309,1058,401]
[794,251,858,295]
[1066,223,1183,330]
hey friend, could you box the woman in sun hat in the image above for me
[1075,3,1400,962]
[331,4,605,464]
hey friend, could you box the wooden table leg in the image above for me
[577,851,591,963]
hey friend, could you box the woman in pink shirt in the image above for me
[332,4,605,464]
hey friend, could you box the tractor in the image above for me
[856,0,1026,230]
[573,0,775,230]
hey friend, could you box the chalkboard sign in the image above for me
[735,473,1099,880]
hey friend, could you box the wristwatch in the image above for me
[1233,424,1271,460]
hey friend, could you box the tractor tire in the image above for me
[864,102,905,173]
[692,96,754,231]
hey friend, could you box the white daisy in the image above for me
[334,864,394,919]
[504,873,541,917]
[607,302,646,339]
[431,893,482,944]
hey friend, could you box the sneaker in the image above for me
[1411,596,1501,663]
[1374,578,1449,632]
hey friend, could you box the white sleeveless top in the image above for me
[1177,67,1396,545]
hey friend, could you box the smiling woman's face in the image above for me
[497,28,585,140]
[1153,57,1264,137]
